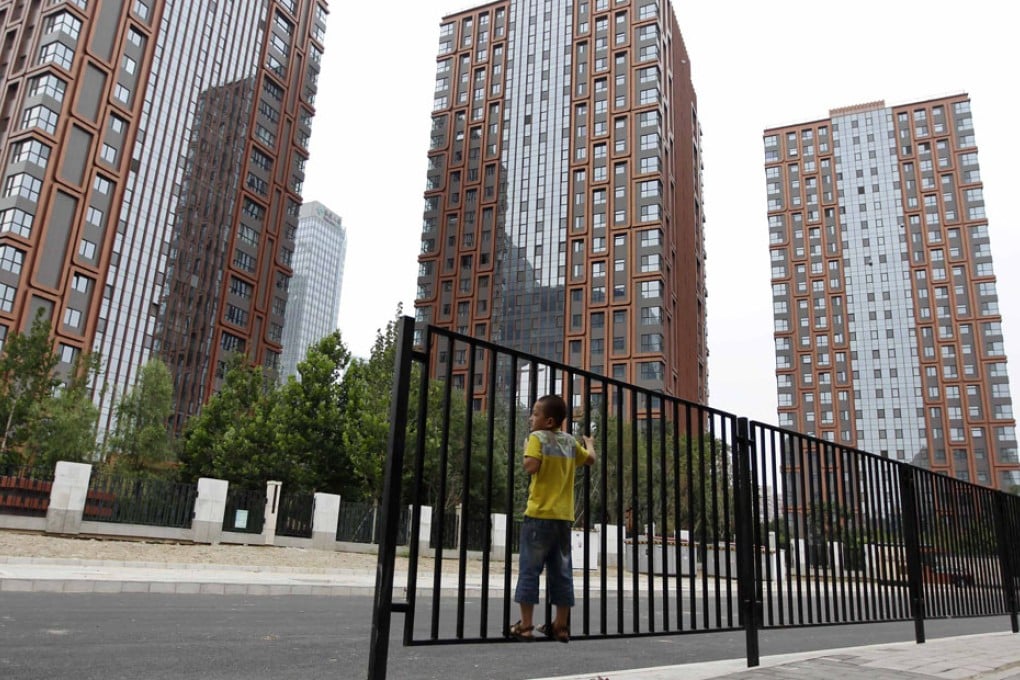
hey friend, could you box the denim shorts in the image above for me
[513,516,575,607]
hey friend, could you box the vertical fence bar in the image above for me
[994,493,1019,633]
[455,342,476,639]
[599,381,609,636]
[630,389,641,632]
[643,393,655,632]
[480,349,497,639]
[501,355,519,638]
[734,418,759,667]
[402,330,431,645]
[367,316,415,680]
[657,397,669,632]
[671,401,684,631]
[898,464,926,644]
[430,337,455,640]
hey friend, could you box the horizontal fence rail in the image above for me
[369,318,1020,680]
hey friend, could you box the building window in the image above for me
[4,174,42,202]
[11,139,51,168]
[21,105,59,134]
[0,283,17,312]
[59,344,78,364]
[43,12,83,40]
[0,246,24,275]
[0,208,33,238]
[39,41,75,69]
[85,206,103,227]
[28,74,67,101]
[639,361,664,381]
[78,239,97,260]
[63,307,82,328]
[230,277,253,300]
[113,83,131,104]
[93,175,112,194]
[71,274,90,293]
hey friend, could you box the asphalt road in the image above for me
[0,593,1012,680]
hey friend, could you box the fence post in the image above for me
[419,505,433,556]
[193,478,229,544]
[368,315,415,680]
[312,493,341,551]
[993,494,1019,634]
[491,513,507,561]
[45,461,92,535]
[734,418,760,667]
[263,480,282,546]
[897,465,926,644]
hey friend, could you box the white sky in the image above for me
[303,1,1019,426]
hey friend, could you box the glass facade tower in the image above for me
[0,0,328,432]
[414,0,708,404]
[279,200,346,379]
[765,96,1019,491]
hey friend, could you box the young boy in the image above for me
[510,394,596,642]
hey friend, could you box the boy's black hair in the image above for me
[536,394,568,427]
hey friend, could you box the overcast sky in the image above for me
[302,1,1019,426]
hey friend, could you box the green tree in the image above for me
[340,318,399,500]
[107,358,174,475]
[178,353,267,484]
[23,353,102,471]
[271,330,352,493]
[0,311,60,465]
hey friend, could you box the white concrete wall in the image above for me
[45,462,92,535]
[192,478,228,544]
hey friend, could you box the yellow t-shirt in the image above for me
[524,430,590,521]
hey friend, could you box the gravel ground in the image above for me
[0,530,381,570]
[0,530,505,575]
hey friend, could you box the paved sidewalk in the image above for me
[529,632,1020,680]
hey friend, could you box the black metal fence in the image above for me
[82,473,197,529]
[368,318,1020,680]
[0,465,54,517]
[276,492,314,538]
[337,502,412,545]
[222,486,266,534]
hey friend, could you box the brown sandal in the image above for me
[538,622,570,643]
[508,620,534,641]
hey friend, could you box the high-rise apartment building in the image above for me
[765,95,1018,491]
[0,0,328,432]
[413,0,707,402]
[279,200,346,378]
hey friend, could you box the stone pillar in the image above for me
[263,480,282,545]
[419,505,433,555]
[45,461,92,535]
[192,478,228,544]
[605,523,620,567]
[312,493,341,550]
[491,513,507,560]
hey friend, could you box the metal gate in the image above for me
[368,318,1020,679]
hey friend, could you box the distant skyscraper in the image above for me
[0,1,328,432]
[413,0,707,403]
[279,200,346,379]
[765,95,1018,490]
